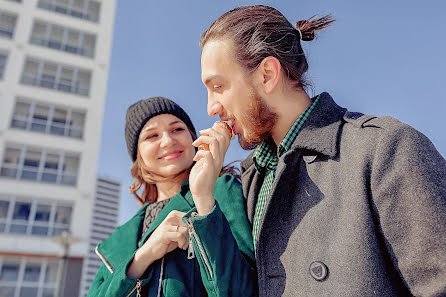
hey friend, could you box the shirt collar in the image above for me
[253,95,320,173]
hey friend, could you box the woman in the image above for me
[87,96,256,297]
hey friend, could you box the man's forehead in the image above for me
[201,39,236,81]
[202,39,233,58]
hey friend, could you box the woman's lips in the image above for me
[160,151,182,160]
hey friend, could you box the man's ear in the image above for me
[256,56,281,94]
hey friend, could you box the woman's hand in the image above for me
[127,210,189,279]
[189,122,231,215]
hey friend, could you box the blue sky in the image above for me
[97,0,446,224]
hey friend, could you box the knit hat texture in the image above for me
[125,96,196,162]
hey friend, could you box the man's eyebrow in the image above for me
[203,75,221,86]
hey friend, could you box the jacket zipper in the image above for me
[95,245,114,273]
[185,213,213,279]
[96,245,142,297]
[126,279,143,297]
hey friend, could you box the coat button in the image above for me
[309,261,328,281]
[303,155,317,163]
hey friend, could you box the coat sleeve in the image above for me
[183,174,258,296]
[86,253,153,297]
[370,121,446,297]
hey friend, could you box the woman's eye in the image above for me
[213,85,222,91]
[173,127,185,132]
[146,134,157,140]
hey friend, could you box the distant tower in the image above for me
[0,1,117,296]
[79,176,121,297]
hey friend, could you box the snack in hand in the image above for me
[198,121,233,151]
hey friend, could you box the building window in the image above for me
[0,52,7,79]
[0,10,17,39]
[38,0,101,23]
[0,197,72,236]
[21,58,91,96]
[0,144,80,186]
[0,256,58,297]
[11,98,86,139]
[30,20,96,58]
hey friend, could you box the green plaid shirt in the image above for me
[251,95,320,250]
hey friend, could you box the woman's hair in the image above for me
[129,130,241,205]
[200,5,334,91]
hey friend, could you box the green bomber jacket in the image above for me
[87,174,257,297]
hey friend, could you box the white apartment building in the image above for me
[79,175,120,297]
[0,0,116,296]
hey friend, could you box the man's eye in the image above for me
[213,85,222,91]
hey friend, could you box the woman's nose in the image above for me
[160,132,175,147]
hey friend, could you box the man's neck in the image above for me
[269,88,312,147]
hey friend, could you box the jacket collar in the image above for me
[96,181,194,273]
[241,92,346,172]
[291,92,346,157]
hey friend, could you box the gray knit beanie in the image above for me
[125,96,196,162]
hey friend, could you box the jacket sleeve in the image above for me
[86,252,153,297]
[183,174,258,297]
[370,121,446,297]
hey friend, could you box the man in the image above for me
[199,5,446,297]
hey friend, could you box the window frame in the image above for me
[11,98,86,139]
[0,196,72,237]
[0,256,58,297]
[0,51,7,79]
[0,10,18,39]
[0,144,80,186]
[30,20,96,58]
[21,58,91,97]
[37,0,101,23]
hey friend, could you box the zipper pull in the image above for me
[186,217,195,259]
[127,280,143,297]
[187,234,195,259]
[136,280,142,297]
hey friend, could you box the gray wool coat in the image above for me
[240,92,446,297]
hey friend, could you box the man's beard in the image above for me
[238,89,278,150]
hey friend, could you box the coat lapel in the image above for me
[240,92,347,237]
[139,188,194,246]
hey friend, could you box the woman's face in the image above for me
[137,114,195,178]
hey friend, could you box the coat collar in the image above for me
[96,181,194,273]
[241,92,346,172]
[291,92,346,158]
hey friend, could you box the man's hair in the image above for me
[200,5,334,90]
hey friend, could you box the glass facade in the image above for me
[0,144,80,186]
[38,0,101,22]
[21,58,91,96]
[0,257,58,297]
[11,98,86,139]
[0,10,17,39]
[30,20,96,58]
[0,196,72,236]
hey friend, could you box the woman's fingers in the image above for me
[161,211,189,250]
[165,226,189,250]
[193,124,230,149]
[164,210,187,227]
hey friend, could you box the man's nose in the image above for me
[207,96,223,117]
